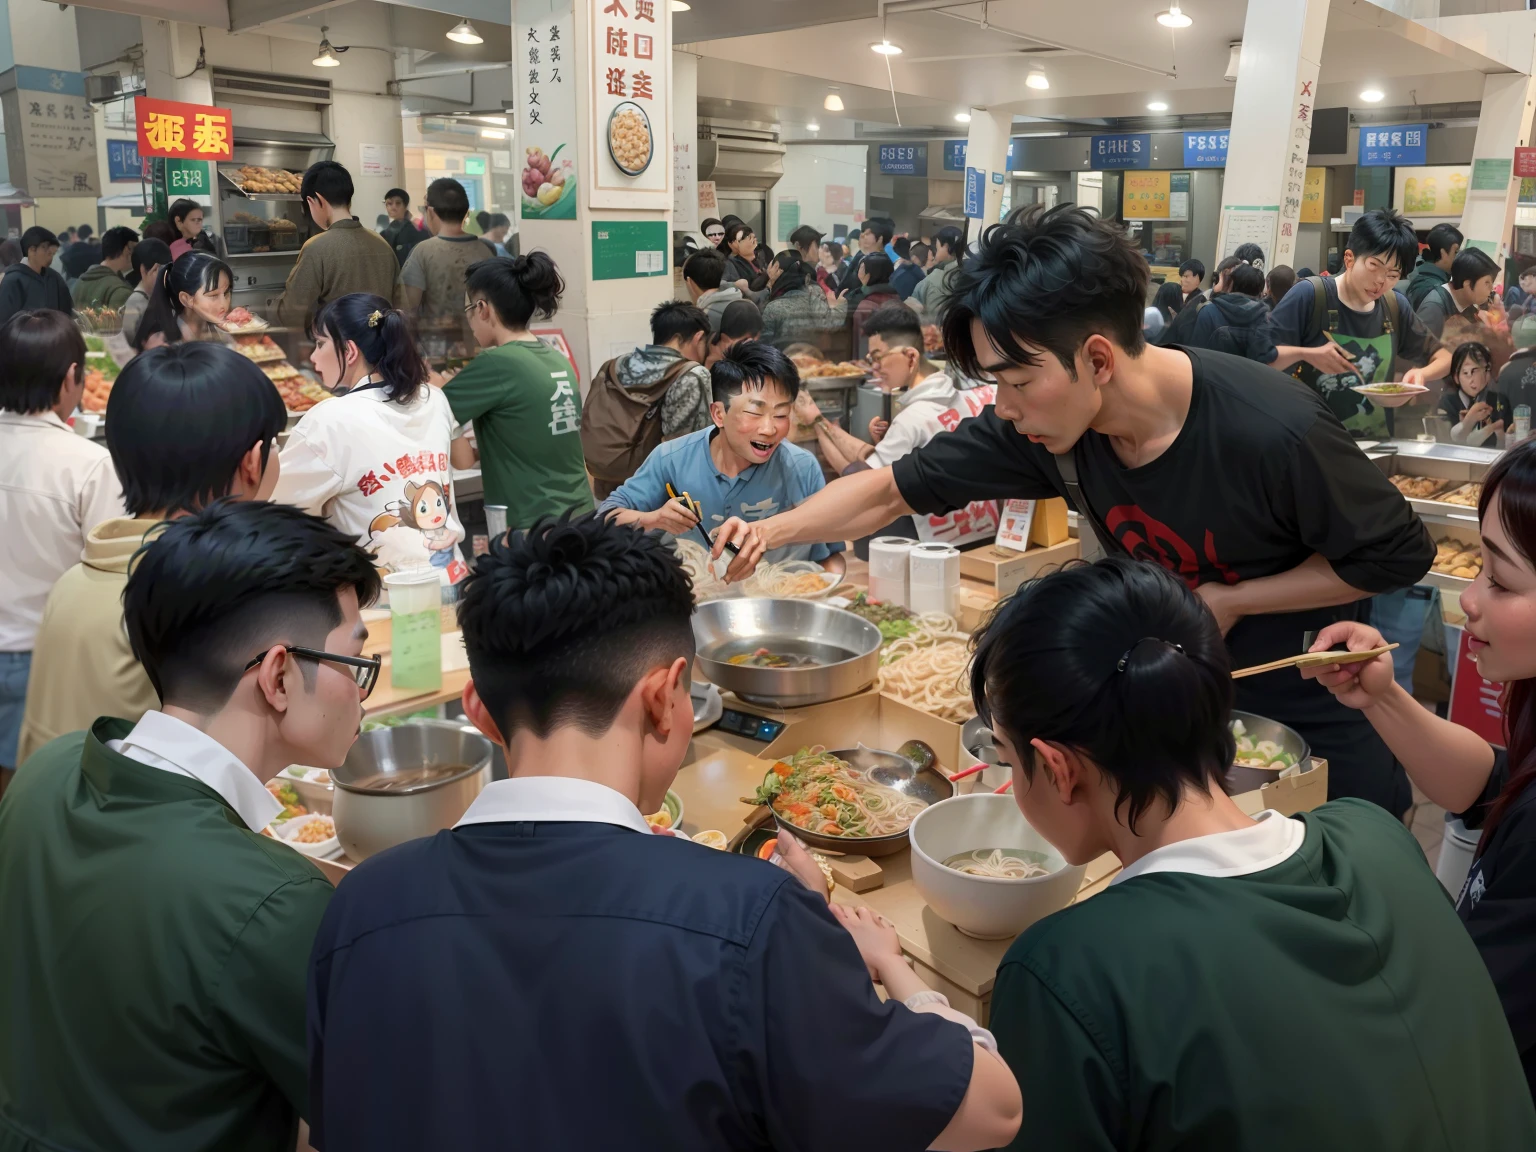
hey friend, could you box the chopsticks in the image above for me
[1231,644,1397,681]
[948,763,989,783]
[666,483,741,557]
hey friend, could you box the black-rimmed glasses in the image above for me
[242,646,381,700]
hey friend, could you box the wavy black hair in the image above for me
[311,293,428,404]
[458,512,695,738]
[970,557,1235,833]
[942,204,1146,380]
[134,250,233,351]
[711,338,796,406]
[465,251,563,330]
[1345,208,1420,277]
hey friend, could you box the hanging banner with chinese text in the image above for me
[135,96,233,161]
[515,0,578,220]
[1,67,100,196]
[589,0,671,208]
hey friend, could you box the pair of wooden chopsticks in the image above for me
[665,483,741,557]
[1231,644,1397,681]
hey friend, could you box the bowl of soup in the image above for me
[692,597,881,707]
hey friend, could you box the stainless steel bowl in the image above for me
[765,745,954,857]
[692,597,882,707]
[1228,710,1311,794]
[959,716,1011,792]
[332,719,493,861]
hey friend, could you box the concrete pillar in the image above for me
[0,0,92,228]
[1457,65,1536,262]
[1216,0,1329,268]
[961,107,1010,231]
[140,19,214,105]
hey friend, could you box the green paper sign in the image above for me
[465,155,487,176]
[592,221,669,280]
[164,158,209,197]
[1472,157,1513,192]
[777,198,800,239]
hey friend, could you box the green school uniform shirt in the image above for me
[988,800,1536,1151]
[0,719,334,1152]
[444,339,595,529]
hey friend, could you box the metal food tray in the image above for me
[1370,439,1496,526]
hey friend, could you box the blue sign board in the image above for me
[991,170,1004,184]
[1090,133,1151,170]
[877,143,928,177]
[1182,131,1229,168]
[1358,123,1427,167]
[944,139,967,171]
[107,139,143,183]
[964,166,985,219]
[12,66,87,97]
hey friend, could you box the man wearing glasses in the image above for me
[0,501,381,1152]
[1271,207,1451,439]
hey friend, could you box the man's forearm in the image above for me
[762,468,913,551]
[1272,345,1312,372]
[813,417,874,474]
[1228,553,1372,618]
[1421,347,1453,382]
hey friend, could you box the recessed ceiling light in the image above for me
[480,129,506,139]
[670,0,690,9]
[1026,70,1049,90]
[806,121,820,132]
[1360,88,1384,103]
[1147,101,1169,112]
[871,40,902,55]
[824,90,844,112]
[446,18,483,45]
[955,111,971,123]
[312,29,342,67]
[1156,5,1192,28]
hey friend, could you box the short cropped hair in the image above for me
[650,300,710,346]
[1425,223,1463,263]
[717,299,762,341]
[1450,247,1500,292]
[711,339,796,406]
[862,305,923,348]
[1178,258,1206,281]
[384,187,411,205]
[1346,208,1420,277]
[302,160,355,210]
[788,224,824,252]
[101,226,138,261]
[19,226,57,256]
[425,177,471,224]
[683,248,727,290]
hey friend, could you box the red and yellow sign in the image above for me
[136,97,233,161]
[1122,171,1170,219]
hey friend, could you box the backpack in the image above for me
[1157,295,1211,347]
[580,354,701,484]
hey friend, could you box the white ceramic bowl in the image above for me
[909,794,1086,940]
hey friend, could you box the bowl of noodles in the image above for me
[909,794,1085,939]
[748,744,953,856]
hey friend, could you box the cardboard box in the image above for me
[958,537,1081,598]
[1259,757,1329,817]
[1030,497,1070,546]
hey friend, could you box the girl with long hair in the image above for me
[273,293,469,587]
[1307,438,1536,1095]
[132,251,234,351]
[760,250,836,348]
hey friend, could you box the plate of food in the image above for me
[743,561,844,599]
[221,307,269,335]
[607,100,654,176]
[273,812,342,859]
[644,789,685,832]
[1350,381,1429,407]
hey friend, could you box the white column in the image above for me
[1216,0,1329,269]
[1457,65,1536,262]
[962,108,1010,230]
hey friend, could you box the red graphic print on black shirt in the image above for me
[1105,505,1239,589]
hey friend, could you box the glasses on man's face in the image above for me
[463,298,484,315]
[242,645,381,700]
[705,229,724,240]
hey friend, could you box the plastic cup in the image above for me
[383,568,443,692]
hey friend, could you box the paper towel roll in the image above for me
[908,543,961,617]
[868,536,916,607]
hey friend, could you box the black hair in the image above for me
[723,221,755,249]
[425,177,471,224]
[971,557,1235,834]
[909,241,931,266]
[1450,341,1493,385]
[458,512,695,738]
[717,299,763,341]
[168,199,203,230]
[934,225,964,262]
[311,293,429,404]
[684,248,727,290]
[821,239,845,262]
[942,204,1147,380]
[1231,242,1265,269]
[384,187,411,205]
[650,300,710,346]
[1346,208,1419,277]
[892,237,912,261]
[1521,266,1536,283]
[123,500,381,713]
[476,210,492,233]
[711,338,795,406]
[465,252,563,329]
[1178,257,1205,280]
[20,226,57,255]
[860,253,894,285]
[767,250,812,299]
[1266,265,1296,302]
[1450,247,1500,293]
[101,226,138,261]
[0,309,86,414]
[788,224,824,252]
[721,215,745,229]
[862,304,923,348]
[1295,266,1315,279]
[700,217,725,235]
[869,219,895,246]
[76,224,94,241]
[135,251,233,351]
[1212,255,1242,287]
[140,220,178,247]
[1425,223,1464,262]
[106,343,285,516]
[131,238,172,277]
[489,212,511,230]
[301,160,355,212]
[1229,263,1265,297]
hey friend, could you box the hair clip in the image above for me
[367,309,384,328]
[1116,638,1185,673]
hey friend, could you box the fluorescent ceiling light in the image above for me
[824,91,844,112]
[447,19,483,45]
[1025,70,1049,90]
[1156,5,1192,28]
[1360,88,1384,103]
[478,115,508,126]
[955,111,971,123]
[312,30,341,68]
[806,121,820,132]
[670,0,690,9]
[480,129,506,139]
[871,41,902,55]
[1147,101,1168,112]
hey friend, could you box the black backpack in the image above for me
[1292,274,1400,372]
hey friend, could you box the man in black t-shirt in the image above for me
[713,205,1433,816]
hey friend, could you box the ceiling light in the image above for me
[824,90,844,112]
[480,129,506,139]
[871,40,902,55]
[1025,70,1049,90]
[312,29,342,68]
[1156,5,1192,28]
[1360,88,1384,103]
[1147,101,1168,112]
[670,0,690,8]
[806,121,820,132]
[446,18,483,45]
[955,111,971,123]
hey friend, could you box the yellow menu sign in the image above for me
[1123,171,1171,219]
[1301,167,1325,224]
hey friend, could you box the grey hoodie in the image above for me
[617,344,713,437]
[697,285,744,334]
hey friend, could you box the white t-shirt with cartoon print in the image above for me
[274,381,468,586]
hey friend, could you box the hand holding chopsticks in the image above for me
[665,484,741,556]
[1231,643,1397,680]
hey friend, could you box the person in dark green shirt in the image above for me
[443,251,594,530]
[954,557,1536,1151]
[0,500,382,1152]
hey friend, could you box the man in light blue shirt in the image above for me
[599,342,846,569]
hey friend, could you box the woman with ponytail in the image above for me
[760,249,837,348]
[1307,438,1536,1097]
[132,251,234,351]
[273,293,469,588]
[959,556,1536,1148]
[441,252,595,530]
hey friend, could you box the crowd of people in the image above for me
[7,165,1536,1150]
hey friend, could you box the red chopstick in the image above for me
[948,763,988,782]
[992,779,1013,794]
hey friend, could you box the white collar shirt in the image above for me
[455,775,653,836]
[1111,808,1307,886]
[107,710,283,832]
